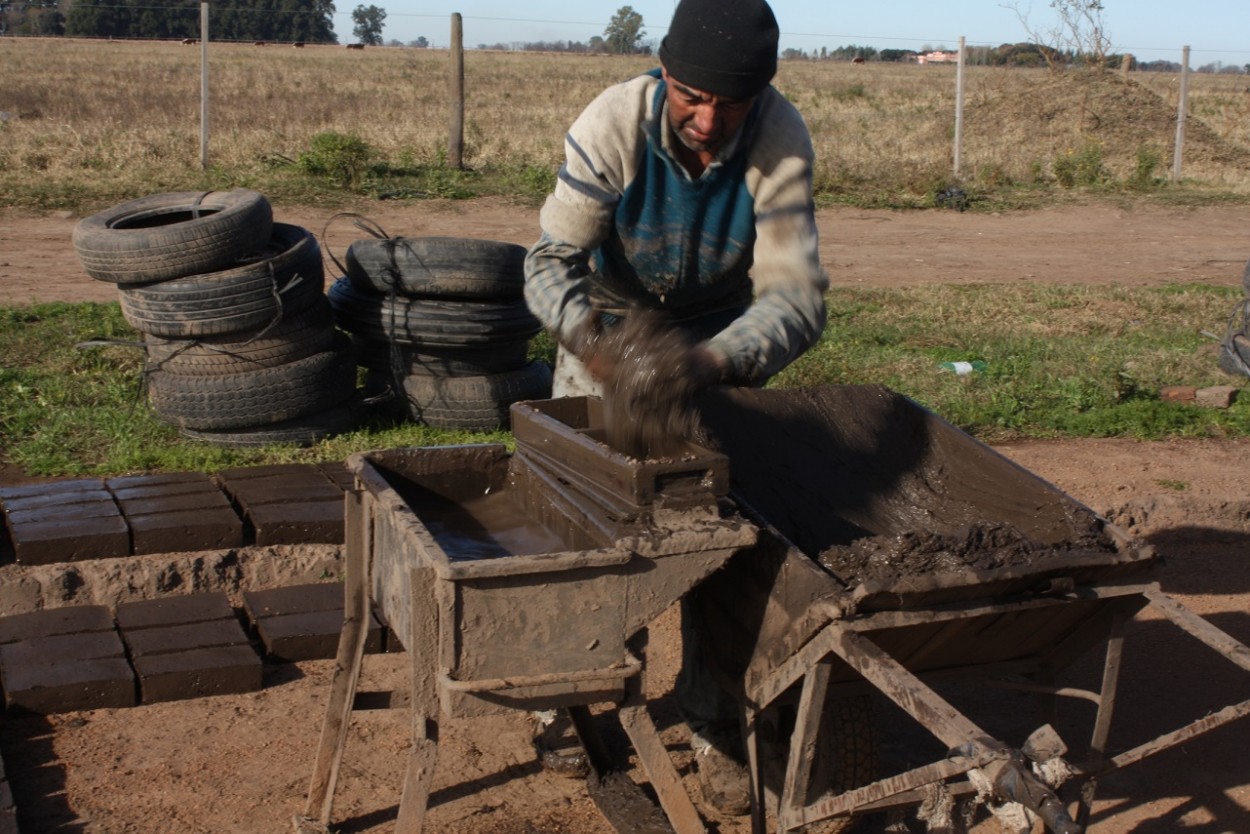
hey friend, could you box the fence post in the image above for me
[953,35,965,179]
[199,0,209,170]
[448,13,464,170]
[1171,45,1189,182]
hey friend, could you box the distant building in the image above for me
[917,50,958,65]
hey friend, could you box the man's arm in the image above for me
[523,232,599,352]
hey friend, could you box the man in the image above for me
[523,0,828,815]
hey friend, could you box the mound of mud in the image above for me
[816,518,1116,588]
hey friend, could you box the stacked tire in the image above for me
[329,236,551,431]
[72,190,360,447]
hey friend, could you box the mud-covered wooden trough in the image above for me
[296,395,756,834]
[689,385,1250,834]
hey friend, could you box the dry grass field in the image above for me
[2,37,1249,211]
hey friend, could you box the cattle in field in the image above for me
[180,38,196,45]
[346,43,365,50]
[851,56,865,64]
[253,41,267,46]
[293,42,306,48]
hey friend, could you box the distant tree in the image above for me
[351,3,385,46]
[603,6,644,54]
[589,35,605,52]
[879,49,913,62]
[1004,0,1112,71]
[410,35,428,48]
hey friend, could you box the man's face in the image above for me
[662,69,755,156]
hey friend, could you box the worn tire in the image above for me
[73,189,273,284]
[328,277,541,347]
[177,395,363,447]
[352,334,531,377]
[399,360,552,430]
[145,297,336,375]
[118,223,324,338]
[345,236,527,299]
[1242,258,1250,296]
[148,335,357,430]
[757,694,879,834]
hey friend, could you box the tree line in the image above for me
[0,0,337,42]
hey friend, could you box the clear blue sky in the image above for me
[346,1,1249,70]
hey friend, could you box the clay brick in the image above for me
[126,508,244,555]
[1,487,116,514]
[116,592,235,631]
[232,479,345,506]
[247,499,345,545]
[7,514,130,564]
[317,461,355,490]
[122,618,250,658]
[132,644,261,703]
[243,583,346,619]
[0,631,125,669]
[253,609,383,661]
[0,605,115,645]
[116,489,234,516]
[1196,385,1238,409]
[106,471,215,493]
[216,463,324,481]
[0,478,103,501]
[1,656,136,713]
[1160,385,1198,403]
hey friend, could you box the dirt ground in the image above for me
[2,200,1250,833]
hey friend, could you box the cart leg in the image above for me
[1075,611,1128,828]
[780,659,832,825]
[395,565,441,833]
[619,630,707,834]
[743,704,767,834]
[297,488,373,830]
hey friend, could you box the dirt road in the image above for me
[2,200,1248,306]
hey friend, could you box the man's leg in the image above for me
[676,597,751,816]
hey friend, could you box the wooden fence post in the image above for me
[199,1,209,170]
[1171,45,1189,182]
[953,35,965,179]
[449,13,465,170]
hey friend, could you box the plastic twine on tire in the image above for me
[1220,299,1250,376]
[320,211,392,278]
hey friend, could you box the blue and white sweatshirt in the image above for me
[524,69,828,384]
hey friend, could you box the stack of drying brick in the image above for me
[0,586,388,715]
[0,462,351,566]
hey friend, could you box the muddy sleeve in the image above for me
[706,96,828,383]
[524,76,652,347]
[523,232,598,348]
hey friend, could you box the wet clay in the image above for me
[588,311,704,460]
[417,491,569,560]
[817,520,1116,587]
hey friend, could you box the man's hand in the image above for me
[688,343,729,391]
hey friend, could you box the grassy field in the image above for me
[2,38,1249,212]
[2,285,1246,477]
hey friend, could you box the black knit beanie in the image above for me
[658,0,779,100]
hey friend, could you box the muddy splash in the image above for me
[590,311,704,460]
[817,520,1116,587]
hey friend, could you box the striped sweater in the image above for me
[524,69,827,384]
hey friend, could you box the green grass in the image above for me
[1,286,1246,478]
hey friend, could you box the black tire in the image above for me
[73,190,274,284]
[352,334,531,376]
[148,335,358,430]
[328,277,542,347]
[118,223,324,338]
[145,297,336,375]
[177,396,363,448]
[400,360,553,430]
[757,694,879,834]
[345,236,527,299]
[1242,257,1250,296]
